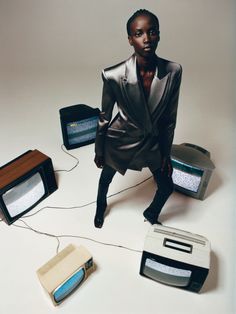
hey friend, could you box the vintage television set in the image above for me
[140,225,211,293]
[59,104,100,150]
[170,143,215,200]
[0,149,57,224]
[37,244,94,305]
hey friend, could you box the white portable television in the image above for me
[37,244,94,305]
[140,225,211,292]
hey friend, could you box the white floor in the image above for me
[0,1,235,313]
[0,67,235,314]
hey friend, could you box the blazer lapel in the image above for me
[148,62,171,114]
[121,55,152,133]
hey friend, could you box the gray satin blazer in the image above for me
[95,54,182,175]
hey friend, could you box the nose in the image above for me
[143,32,151,43]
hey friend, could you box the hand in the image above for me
[94,154,105,169]
[161,157,173,177]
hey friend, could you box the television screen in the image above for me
[144,258,192,287]
[171,143,215,200]
[0,149,57,224]
[171,159,203,193]
[60,104,100,150]
[53,268,85,303]
[2,172,45,219]
[66,116,99,146]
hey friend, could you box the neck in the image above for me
[136,54,157,72]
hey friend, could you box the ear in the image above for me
[128,36,133,46]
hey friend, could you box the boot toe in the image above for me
[143,207,161,225]
[94,215,104,228]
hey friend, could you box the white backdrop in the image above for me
[0,1,235,313]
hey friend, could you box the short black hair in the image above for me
[126,9,159,36]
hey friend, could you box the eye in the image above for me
[134,31,142,37]
[149,29,158,36]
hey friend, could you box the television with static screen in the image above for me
[170,143,215,200]
[59,104,100,150]
[0,149,57,224]
[37,244,94,306]
[140,225,211,293]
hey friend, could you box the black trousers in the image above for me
[96,164,174,219]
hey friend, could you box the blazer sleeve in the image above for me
[158,65,182,158]
[95,71,116,157]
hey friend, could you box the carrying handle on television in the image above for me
[181,143,210,158]
[163,238,193,254]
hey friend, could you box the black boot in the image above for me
[143,206,162,225]
[94,202,107,228]
[94,184,109,228]
[143,169,174,225]
[94,166,116,228]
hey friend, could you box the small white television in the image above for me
[37,244,94,305]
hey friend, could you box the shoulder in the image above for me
[157,56,182,76]
[102,57,130,81]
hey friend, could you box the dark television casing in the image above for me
[0,149,57,224]
[171,143,215,200]
[59,104,100,150]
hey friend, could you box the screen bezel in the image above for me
[171,158,203,193]
[60,107,100,150]
[0,165,50,224]
[140,251,209,293]
[65,116,99,148]
[170,143,215,200]
[170,157,210,200]
[53,266,86,304]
